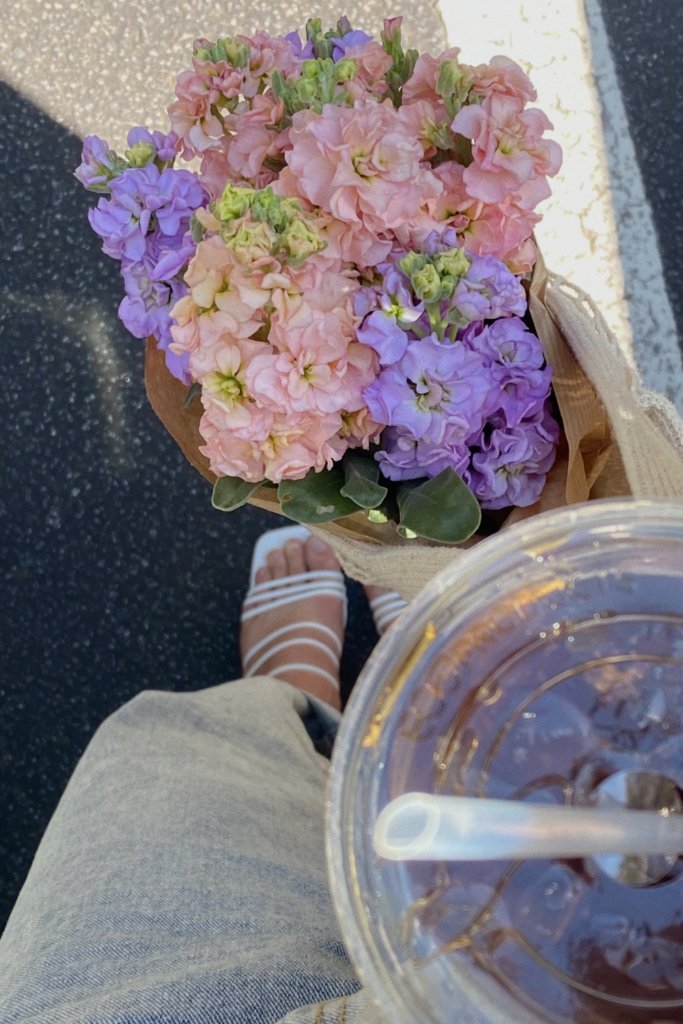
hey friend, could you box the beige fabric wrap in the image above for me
[145,253,683,601]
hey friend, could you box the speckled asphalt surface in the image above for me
[1,1,682,930]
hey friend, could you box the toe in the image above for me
[284,538,306,576]
[254,565,271,585]
[267,547,287,579]
[305,534,340,572]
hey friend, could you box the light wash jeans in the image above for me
[0,678,389,1024]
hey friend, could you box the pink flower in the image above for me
[470,56,537,105]
[239,92,285,128]
[200,404,267,481]
[261,413,345,482]
[191,338,266,428]
[342,41,393,102]
[402,47,462,105]
[340,406,383,449]
[201,400,352,484]
[227,124,279,180]
[169,235,271,360]
[397,100,451,159]
[429,161,540,266]
[343,341,381,411]
[169,295,201,353]
[504,235,538,275]
[242,30,301,98]
[284,100,442,240]
[169,52,243,159]
[199,139,237,199]
[451,93,562,207]
[247,303,363,415]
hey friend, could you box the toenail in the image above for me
[308,536,328,554]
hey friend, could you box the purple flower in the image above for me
[89,193,147,261]
[161,345,191,386]
[116,227,196,383]
[465,402,559,509]
[329,28,374,61]
[75,135,126,192]
[376,426,470,481]
[461,317,545,372]
[353,287,380,319]
[422,227,460,255]
[453,254,527,322]
[89,165,205,261]
[117,165,205,237]
[119,236,187,340]
[487,362,553,426]
[462,317,552,425]
[127,126,180,164]
[356,267,424,365]
[285,30,314,59]
[357,312,409,365]
[364,334,490,444]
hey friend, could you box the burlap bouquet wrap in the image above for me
[146,250,683,599]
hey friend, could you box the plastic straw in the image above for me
[373,792,683,862]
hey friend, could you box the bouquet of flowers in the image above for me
[75,16,572,546]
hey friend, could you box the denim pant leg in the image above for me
[0,678,360,1024]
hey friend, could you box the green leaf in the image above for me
[340,455,388,509]
[183,381,202,408]
[397,468,481,543]
[212,475,263,512]
[277,466,358,523]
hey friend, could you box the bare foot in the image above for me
[365,585,408,635]
[241,534,345,710]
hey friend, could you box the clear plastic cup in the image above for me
[327,499,683,1024]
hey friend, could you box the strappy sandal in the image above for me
[241,526,347,695]
[368,590,408,636]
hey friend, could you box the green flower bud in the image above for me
[434,247,470,279]
[426,121,455,151]
[251,187,301,233]
[216,183,255,222]
[125,141,156,168]
[439,275,456,298]
[296,78,318,104]
[436,59,474,117]
[282,216,326,262]
[412,263,442,302]
[335,58,358,82]
[301,59,320,79]
[223,219,275,262]
[216,36,251,68]
[305,18,323,42]
[398,252,427,277]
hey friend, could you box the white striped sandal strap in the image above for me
[248,570,343,595]
[241,586,347,622]
[243,580,347,609]
[241,572,347,623]
[245,636,339,678]
[267,662,340,692]
[243,621,342,667]
[369,591,408,634]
